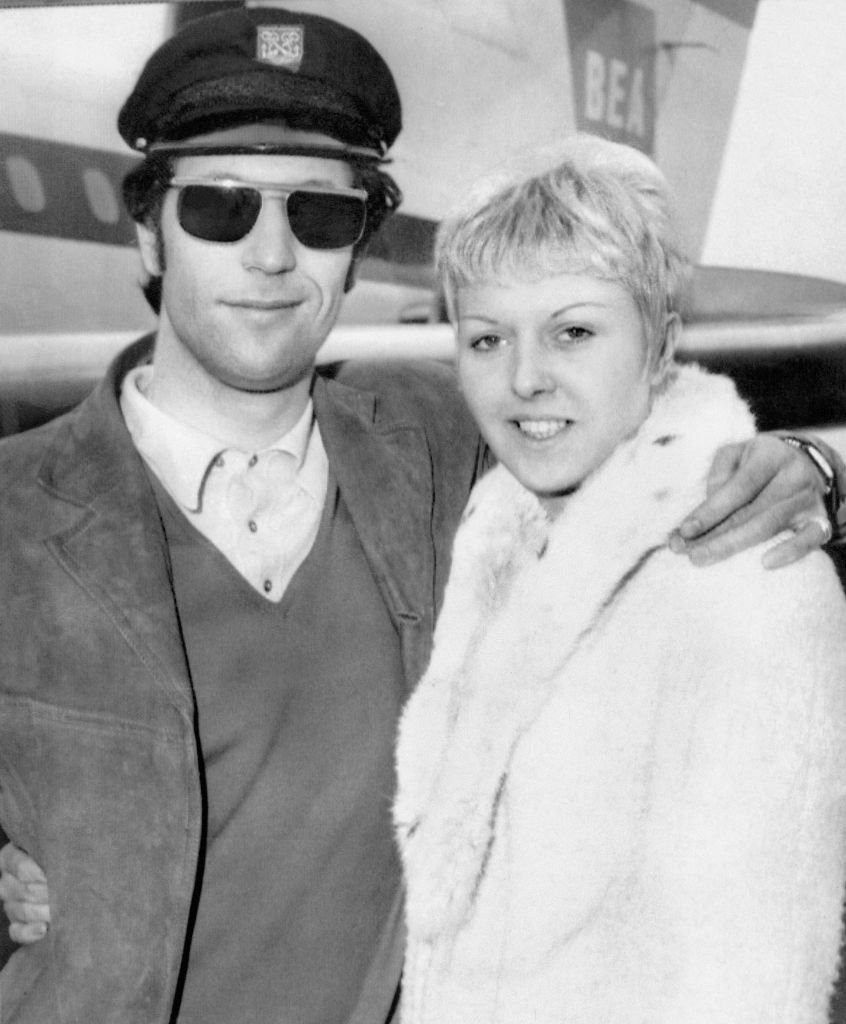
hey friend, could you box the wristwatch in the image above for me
[781,435,842,533]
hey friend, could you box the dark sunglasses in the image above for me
[168,177,368,249]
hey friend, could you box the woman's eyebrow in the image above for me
[549,302,606,317]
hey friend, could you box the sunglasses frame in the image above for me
[168,176,369,249]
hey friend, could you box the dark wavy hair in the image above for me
[122,154,402,313]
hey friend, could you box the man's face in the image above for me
[137,138,356,396]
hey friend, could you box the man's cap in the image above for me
[118,6,402,160]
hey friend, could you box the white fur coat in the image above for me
[394,364,846,1024]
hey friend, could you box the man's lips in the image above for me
[224,298,302,310]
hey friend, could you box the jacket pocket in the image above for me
[0,694,197,1024]
[0,940,58,1024]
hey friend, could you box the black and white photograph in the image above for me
[0,2,845,1021]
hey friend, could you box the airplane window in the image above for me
[5,155,46,213]
[82,167,120,225]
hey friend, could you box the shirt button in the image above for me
[248,454,258,468]
[263,579,272,594]
[248,520,258,533]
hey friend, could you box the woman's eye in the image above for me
[470,333,504,352]
[556,325,592,344]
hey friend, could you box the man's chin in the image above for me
[228,363,316,396]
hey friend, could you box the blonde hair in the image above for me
[436,134,689,358]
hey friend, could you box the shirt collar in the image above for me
[120,364,326,511]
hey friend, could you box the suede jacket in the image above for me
[0,337,484,1024]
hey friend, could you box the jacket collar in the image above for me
[38,336,155,503]
[37,336,193,711]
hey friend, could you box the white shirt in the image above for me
[120,365,328,602]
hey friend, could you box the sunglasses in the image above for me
[168,177,368,249]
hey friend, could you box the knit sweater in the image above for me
[395,364,846,1024]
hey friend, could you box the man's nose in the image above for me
[510,339,557,399]
[241,196,297,273]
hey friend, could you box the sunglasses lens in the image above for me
[177,185,261,243]
[287,191,366,249]
[175,185,367,248]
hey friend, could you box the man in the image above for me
[0,7,840,1024]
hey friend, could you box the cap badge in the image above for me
[256,25,305,70]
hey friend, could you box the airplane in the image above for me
[0,0,845,450]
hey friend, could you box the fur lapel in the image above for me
[395,364,756,938]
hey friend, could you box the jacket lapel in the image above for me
[314,372,435,693]
[38,339,193,712]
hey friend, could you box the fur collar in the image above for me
[395,364,756,938]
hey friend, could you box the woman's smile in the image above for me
[513,418,574,441]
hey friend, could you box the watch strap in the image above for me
[782,435,842,533]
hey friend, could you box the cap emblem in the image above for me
[256,25,305,70]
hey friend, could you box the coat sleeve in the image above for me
[657,550,846,1024]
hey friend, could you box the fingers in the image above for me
[0,878,49,907]
[678,442,766,541]
[676,497,802,565]
[0,843,47,886]
[0,842,51,944]
[673,434,831,567]
[3,906,50,943]
[675,446,762,548]
[675,486,827,566]
[3,895,50,924]
[762,517,832,570]
[0,870,39,905]
[9,920,48,945]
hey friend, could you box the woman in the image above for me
[393,135,846,1023]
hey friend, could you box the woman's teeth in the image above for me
[517,419,570,440]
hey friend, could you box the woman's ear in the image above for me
[136,221,162,277]
[652,312,681,383]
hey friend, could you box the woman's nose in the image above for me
[510,341,556,399]
[241,195,297,274]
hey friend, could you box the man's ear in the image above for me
[136,221,162,277]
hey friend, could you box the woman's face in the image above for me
[455,272,661,516]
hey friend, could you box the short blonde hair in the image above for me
[436,134,689,356]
